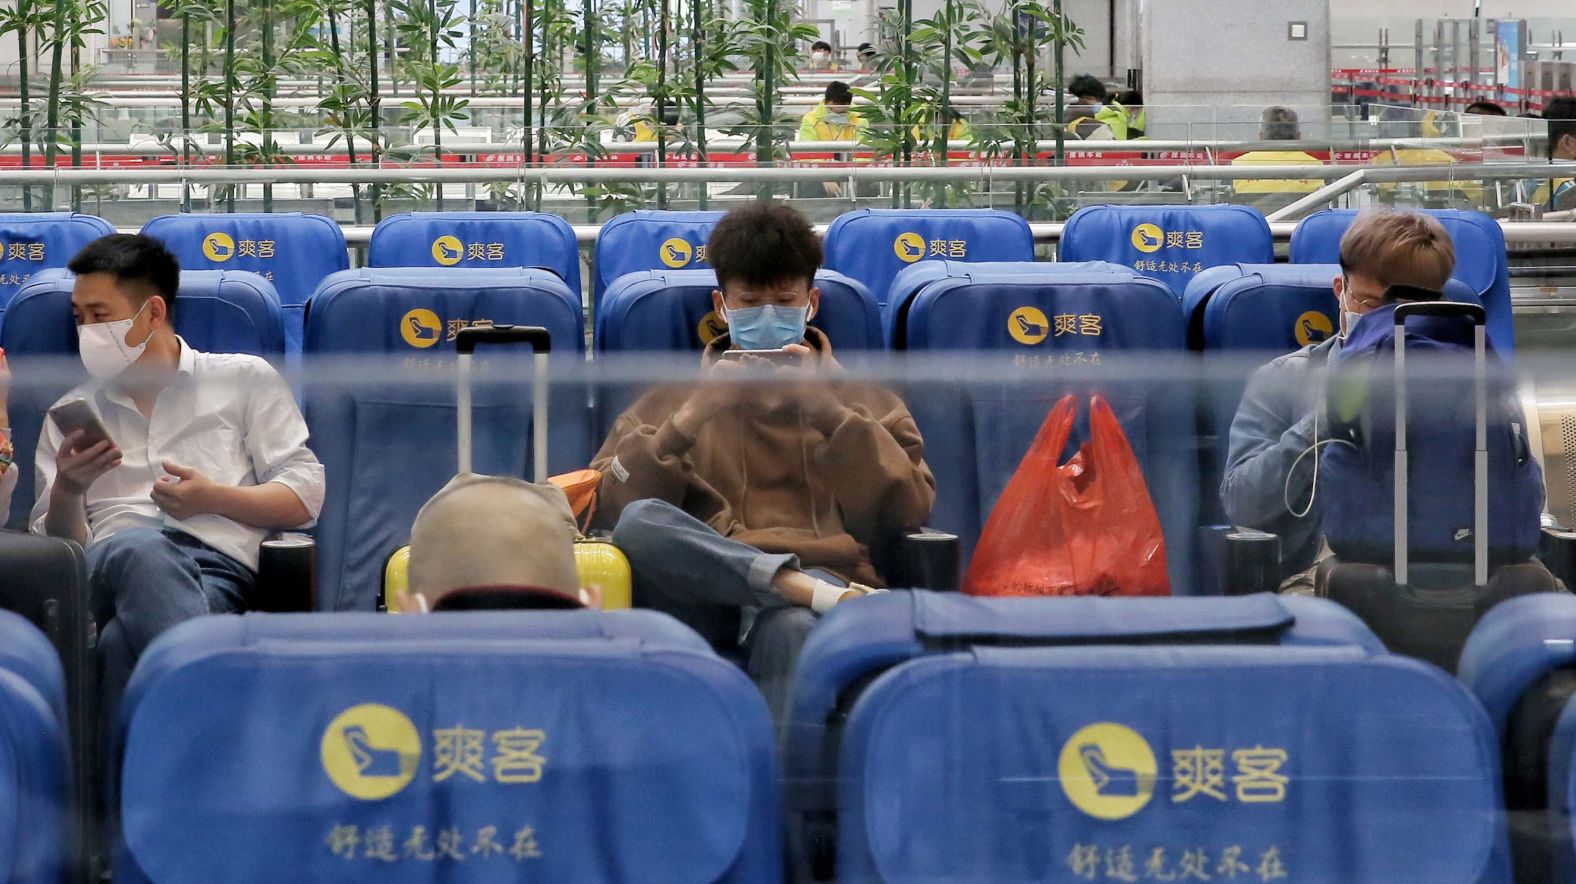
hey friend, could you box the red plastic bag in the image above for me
[964,394,1170,597]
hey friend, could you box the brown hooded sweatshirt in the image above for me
[591,329,935,586]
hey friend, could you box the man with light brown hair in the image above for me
[1221,209,1457,592]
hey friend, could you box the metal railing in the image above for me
[6,159,1567,185]
[0,133,1547,157]
[93,220,1576,246]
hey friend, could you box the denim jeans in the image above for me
[87,526,253,659]
[88,526,254,853]
[612,498,843,729]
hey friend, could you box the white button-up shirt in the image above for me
[31,339,325,571]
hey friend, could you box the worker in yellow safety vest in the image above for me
[799,80,865,143]
[1113,89,1146,139]
[1062,74,1129,141]
[911,106,972,148]
[1527,96,1576,211]
[799,81,867,197]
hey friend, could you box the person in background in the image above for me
[799,80,864,142]
[595,203,934,725]
[1063,74,1126,140]
[809,40,835,71]
[0,350,11,519]
[1115,89,1146,138]
[1230,106,1323,198]
[32,234,325,674]
[848,43,880,88]
[913,105,971,147]
[397,475,601,614]
[1533,96,1576,210]
[798,81,866,197]
[856,42,877,72]
[1222,210,1457,594]
[1465,100,1508,116]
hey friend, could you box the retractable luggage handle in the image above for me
[1392,302,1488,587]
[455,325,553,482]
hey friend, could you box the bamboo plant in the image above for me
[33,0,107,207]
[392,0,469,208]
[311,0,376,221]
[978,0,1083,216]
[729,0,817,197]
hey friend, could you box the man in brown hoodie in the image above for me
[595,202,935,723]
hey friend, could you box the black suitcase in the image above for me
[0,528,96,882]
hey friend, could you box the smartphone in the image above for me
[717,348,801,367]
[48,399,114,449]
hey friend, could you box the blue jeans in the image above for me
[88,527,253,658]
[612,499,843,729]
[88,527,253,852]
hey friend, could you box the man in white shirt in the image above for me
[31,234,325,661]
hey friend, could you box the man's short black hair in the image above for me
[707,202,822,291]
[1546,96,1576,155]
[1465,100,1507,116]
[68,233,180,311]
[857,42,875,54]
[811,40,832,52]
[1068,74,1107,102]
[825,81,853,106]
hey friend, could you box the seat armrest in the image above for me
[1540,526,1576,593]
[1223,528,1281,596]
[890,529,960,592]
[254,533,316,612]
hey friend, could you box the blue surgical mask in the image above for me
[723,304,811,350]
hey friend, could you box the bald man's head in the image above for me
[407,475,582,607]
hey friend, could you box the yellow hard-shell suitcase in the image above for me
[382,325,632,611]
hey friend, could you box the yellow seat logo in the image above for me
[401,308,442,349]
[1294,310,1334,347]
[697,310,728,345]
[660,238,694,269]
[202,232,236,263]
[431,235,464,266]
[321,704,422,800]
[1058,722,1158,820]
[894,232,926,264]
[1008,306,1050,346]
[1131,223,1164,254]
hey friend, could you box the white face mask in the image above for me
[78,300,151,380]
[1336,276,1365,341]
[1339,310,1363,341]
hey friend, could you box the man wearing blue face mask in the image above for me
[32,235,325,679]
[1221,210,1455,593]
[593,203,935,726]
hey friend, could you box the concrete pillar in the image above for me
[1140,0,1331,139]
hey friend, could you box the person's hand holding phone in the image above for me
[775,344,852,432]
[55,429,122,495]
[671,355,750,438]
